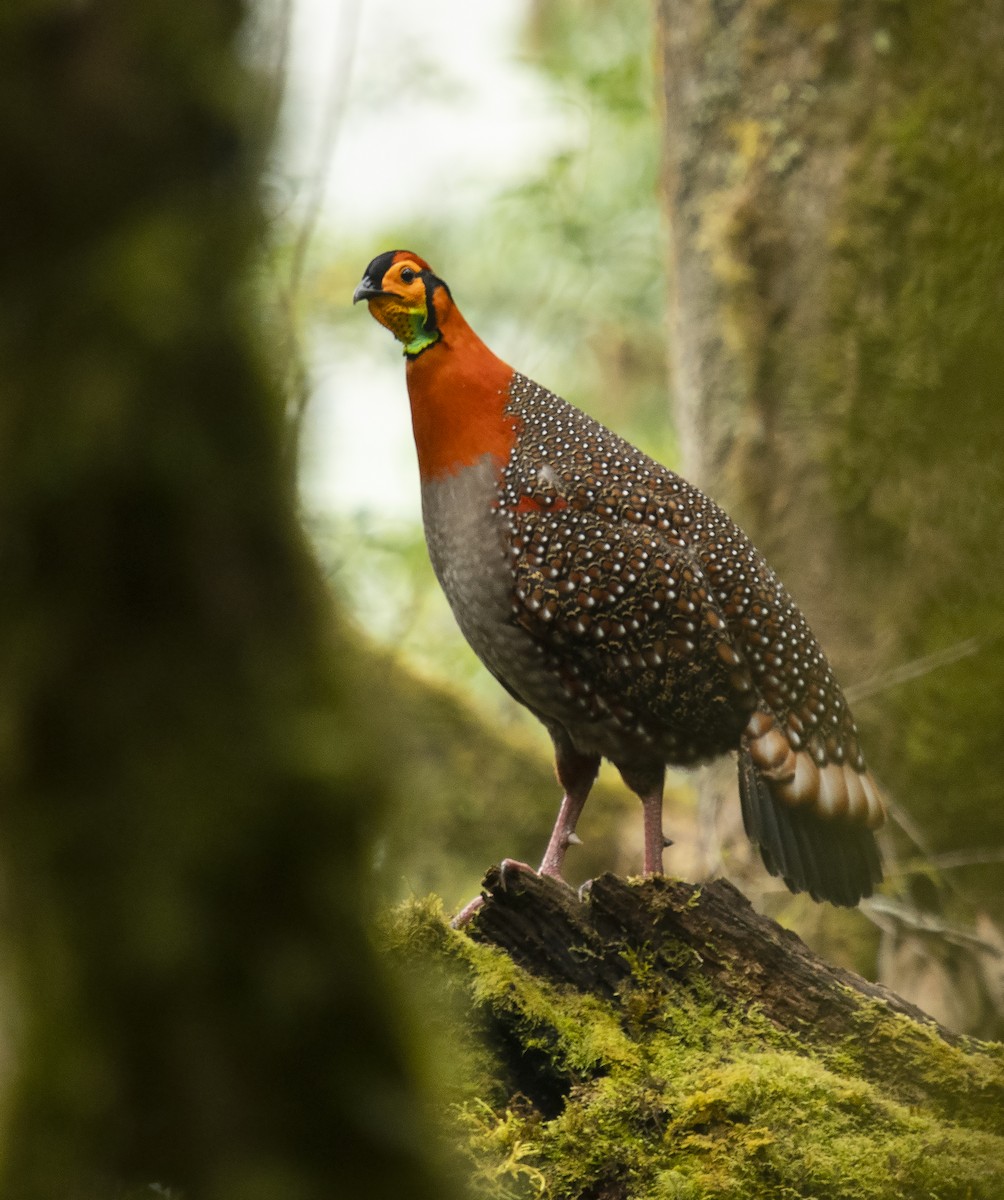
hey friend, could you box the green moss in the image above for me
[389,899,1004,1200]
[661,1051,1003,1199]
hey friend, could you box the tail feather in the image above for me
[738,748,882,907]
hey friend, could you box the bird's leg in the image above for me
[538,736,600,879]
[537,791,588,878]
[451,737,597,928]
[616,759,668,876]
[640,787,668,875]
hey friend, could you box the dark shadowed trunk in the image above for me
[0,2,448,1196]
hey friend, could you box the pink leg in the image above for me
[451,738,597,927]
[450,858,536,929]
[640,787,667,875]
[538,737,600,880]
[450,894,485,928]
[616,759,668,876]
[538,788,588,878]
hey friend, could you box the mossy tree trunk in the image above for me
[0,2,448,1197]
[655,0,1004,923]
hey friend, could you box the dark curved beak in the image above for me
[352,276,384,304]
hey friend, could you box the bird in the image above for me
[353,250,885,906]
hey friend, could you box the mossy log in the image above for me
[394,869,1004,1199]
[470,868,949,1044]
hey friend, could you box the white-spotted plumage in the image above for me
[422,371,884,905]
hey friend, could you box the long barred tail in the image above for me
[738,748,883,907]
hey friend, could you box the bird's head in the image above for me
[353,250,451,357]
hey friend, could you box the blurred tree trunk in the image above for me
[655,2,1004,933]
[0,2,447,1197]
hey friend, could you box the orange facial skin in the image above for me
[362,253,436,347]
[358,251,518,483]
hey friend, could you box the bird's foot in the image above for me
[502,855,579,892]
[450,859,547,929]
[451,856,581,928]
[499,856,537,880]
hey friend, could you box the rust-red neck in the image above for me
[405,298,517,483]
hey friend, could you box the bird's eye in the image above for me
[400,267,417,283]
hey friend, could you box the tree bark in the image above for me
[470,869,952,1047]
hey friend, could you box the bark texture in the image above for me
[471,869,948,1045]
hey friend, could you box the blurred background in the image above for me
[262,0,1004,1038]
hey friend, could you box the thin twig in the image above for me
[281,0,364,465]
[846,635,990,704]
[882,792,937,858]
[927,848,1004,871]
[287,0,363,301]
[864,895,1001,953]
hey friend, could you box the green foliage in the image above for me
[390,898,1004,1200]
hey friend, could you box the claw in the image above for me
[499,857,537,889]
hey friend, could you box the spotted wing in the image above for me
[497,370,883,902]
[506,499,757,762]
